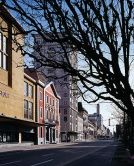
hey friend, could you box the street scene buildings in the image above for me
[0,3,112,145]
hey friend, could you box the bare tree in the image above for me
[110,104,124,124]
[2,0,134,121]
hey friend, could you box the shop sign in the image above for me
[0,90,9,98]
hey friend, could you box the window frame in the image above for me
[46,95,48,103]
[40,107,43,119]
[0,32,8,71]
[40,126,43,138]
[24,100,28,119]
[29,84,33,98]
[40,91,42,101]
[29,102,33,120]
[50,97,51,105]
[24,82,28,96]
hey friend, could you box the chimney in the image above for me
[97,104,100,116]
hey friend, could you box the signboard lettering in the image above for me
[0,90,9,98]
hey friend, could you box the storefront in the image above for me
[0,115,43,144]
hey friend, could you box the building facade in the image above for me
[33,34,78,142]
[24,68,61,145]
[0,4,43,144]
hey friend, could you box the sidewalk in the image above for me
[111,141,134,166]
[0,141,79,153]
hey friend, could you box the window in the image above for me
[29,85,33,98]
[64,101,67,105]
[24,100,28,118]
[40,107,43,118]
[53,110,55,120]
[3,54,7,70]
[46,107,48,119]
[50,97,51,105]
[56,102,58,108]
[64,93,67,97]
[64,109,67,115]
[0,33,2,50]
[0,33,8,70]
[48,69,55,74]
[46,95,48,103]
[64,116,67,121]
[0,52,2,68]
[53,100,54,106]
[64,77,67,81]
[56,114,58,121]
[40,92,42,101]
[40,127,43,138]
[29,102,33,120]
[3,36,8,53]
[50,110,51,120]
[24,82,28,96]
[36,40,40,45]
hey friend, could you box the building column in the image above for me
[55,127,56,143]
[49,127,50,143]
[44,127,46,144]
[51,128,53,143]
[18,127,22,144]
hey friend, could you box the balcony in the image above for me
[44,119,56,125]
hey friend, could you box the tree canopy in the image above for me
[2,0,134,121]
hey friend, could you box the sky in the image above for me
[7,0,132,134]
[80,100,118,134]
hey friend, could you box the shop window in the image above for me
[40,127,43,138]
[29,85,33,98]
[29,102,33,120]
[24,82,28,96]
[24,100,28,118]
[40,107,43,118]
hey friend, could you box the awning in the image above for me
[0,115,46,127]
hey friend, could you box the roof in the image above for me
[45,81,61,99]
[78,102,88,114]
[24,68,46,85]
[0,3,26,33]
[24,68,38,81]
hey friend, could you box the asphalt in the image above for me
[0,140,134,165]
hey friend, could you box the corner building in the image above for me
[0,4,41,143]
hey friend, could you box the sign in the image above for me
[0,90,9,98]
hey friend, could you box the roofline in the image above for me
[24,73,36,83]
[45,81,61,99]
[0,4,26,33]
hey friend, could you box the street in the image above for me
[0,140,118,166]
